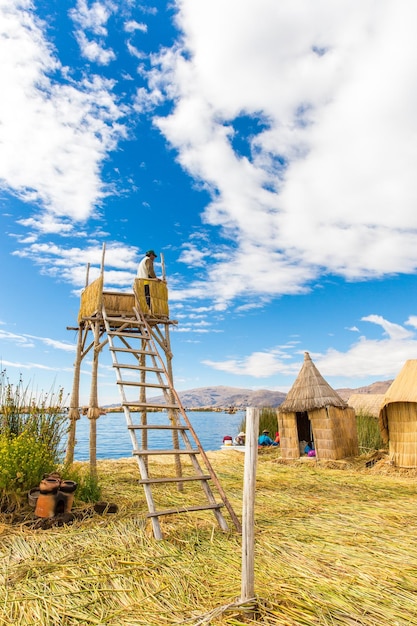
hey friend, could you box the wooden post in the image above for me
[160,252,166,280]
[240,406,259,602]
[100,242,106,275]
[65,324,83,465]
[165,322,183,490]
[87,320,101,477]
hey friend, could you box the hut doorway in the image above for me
[296,411,313,447]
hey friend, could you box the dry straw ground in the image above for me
[1,449,417,625]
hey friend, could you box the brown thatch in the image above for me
[278,352,358,461]
[133,278,169,318]
[348,393,385,418]
[279,352,348,413]
[78,276,104,321]
[102,291,135,317]
[378,360,417,468]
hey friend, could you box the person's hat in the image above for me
[146,250,157,258]
[238,431,245,437]
[262,429,269,433]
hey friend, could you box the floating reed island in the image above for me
[1,450,417,626]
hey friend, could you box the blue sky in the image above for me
[1,0,417,405]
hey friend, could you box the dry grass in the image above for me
[1,450,417,625]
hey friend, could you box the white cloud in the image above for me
[125,20,147,34]
[145,0,417,305]
[0,359,66,372]
[0,330,35,349]
[0,329,75,352]
[0,2,127,228]
[203,349,297,378]
[24,335,76,352]
[405,316,417,329]
[69,0,111,35]
[361,314,414,340]
[203,315,417,381]
[12,242,141,288]
[75,31,116,65]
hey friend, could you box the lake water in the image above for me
[73,410,245,461]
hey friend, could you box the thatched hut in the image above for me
[348,394,385,418]
[278,352,359,460]
[378,360,417,468]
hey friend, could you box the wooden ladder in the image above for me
[102,304,241,540]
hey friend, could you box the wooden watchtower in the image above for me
[66,249,240,539]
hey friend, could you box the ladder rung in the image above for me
[108,331,147,339]
[116,364,164,373]
[117,380,170,389]
[147,503,223,518]
[139,475,211,484]
[124,401,179,410]
[133,449,200,456]
[128,425,188,431]
[109,347,157,355]
[104,316,137,323]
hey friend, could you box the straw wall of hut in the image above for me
[378,360,417,468]
[278,352,359,460]
[278,405,358,460]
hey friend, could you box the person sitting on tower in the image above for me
[137,250,162,308]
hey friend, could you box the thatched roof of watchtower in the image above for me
[279,352,348,414]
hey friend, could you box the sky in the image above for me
[1,0,417,406]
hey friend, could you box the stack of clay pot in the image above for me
[33,473,78,518]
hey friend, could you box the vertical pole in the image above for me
[140,342,148,471]
[160,252,166,281]
[85,262,90,288]
[240,406,259,602]
[165,323,183,490]
[100,243,106,275]
[87,320,101,478]
[65,324,83,466]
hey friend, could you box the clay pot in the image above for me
[35,477,60,518]
[39,477,60,494]
[59,480,78,512]
[35,493,57,518]
[28,488,40,508]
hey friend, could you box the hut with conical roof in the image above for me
[278,352,359,460]
[378,360,417,468]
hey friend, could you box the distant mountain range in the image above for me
[168,385,287,409]
[336,380,393,401]
[104,380,393,409]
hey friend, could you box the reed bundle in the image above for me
[1,452,416,625]
[134,279,169,318]
[78,277,104,322]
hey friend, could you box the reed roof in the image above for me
[379,360,417,409]
[279,352,348,413]
[348,394,385,417]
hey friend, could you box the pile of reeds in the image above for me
[1,451,417,625]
